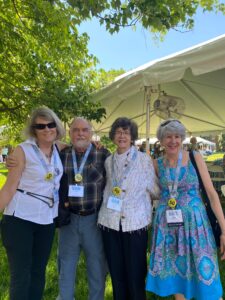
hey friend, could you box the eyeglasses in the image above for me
[33,122,56,130]
[72,128,91,134]
[160,120,181,127]
[115,130,131,136]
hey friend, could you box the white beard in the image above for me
[75,140,90,149]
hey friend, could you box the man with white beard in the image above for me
[57,117,109,300]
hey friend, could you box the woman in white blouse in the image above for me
[98,117,159,300]
[0,107,64,300]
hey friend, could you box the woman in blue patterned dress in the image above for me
[146,119,225,300]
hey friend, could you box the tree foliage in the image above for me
[100,135,117,153]
[66,0,225,34]
[0,0,106,139]
[92,68,125,90]
[1,0,224,143]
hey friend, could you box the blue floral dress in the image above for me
[146,157,223,300]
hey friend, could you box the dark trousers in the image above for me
[1,215,55,300]
[102,226,148,300]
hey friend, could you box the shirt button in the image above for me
[121,215,125,219]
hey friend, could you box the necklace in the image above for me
[37,142,53,159]
[168,160,177,168]
[45,151,52,159]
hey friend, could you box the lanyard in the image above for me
[112,146,137,188]
[165,151,182,199]
[32,143,58,187]
[72,143,92,176]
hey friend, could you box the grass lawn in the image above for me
[0,230,225,300]
[0,164,225,299]
[0,163,7,188]
[0,163,8,174]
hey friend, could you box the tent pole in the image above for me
[145,86,152,154]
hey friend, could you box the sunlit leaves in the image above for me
[0,0,106,141]
[65,0,225,34]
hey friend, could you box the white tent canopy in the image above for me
[136,137,215,147]
[135,138,158,145]
[183,136,216,146]
[91,34,225,142]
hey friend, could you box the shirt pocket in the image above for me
[86,163,104,183]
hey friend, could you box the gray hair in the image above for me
[156,119,186,142]
[26,107,65,140]
[70,117,93,131]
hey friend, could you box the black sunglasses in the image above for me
[161,120,181,127]
[33,122,56,130]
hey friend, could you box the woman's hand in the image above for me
[220,234,225,260]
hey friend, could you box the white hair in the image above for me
[70,117,92,131]
[156,119,186,142]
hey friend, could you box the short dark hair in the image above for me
[109,117,138,142]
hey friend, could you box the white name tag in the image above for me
[166,209,184,227]
[53,189,59,203]
[107,196,122,212]
[69,185,84,197]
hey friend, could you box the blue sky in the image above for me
[79,9,225,71]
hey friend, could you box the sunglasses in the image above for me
[161,120,181,127]
[33,122,56,130]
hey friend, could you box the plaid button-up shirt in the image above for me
[59,144,110,214]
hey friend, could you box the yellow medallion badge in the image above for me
[168,198,177,209]
[112,186,122,197]
[75,173,83,183]
[45,172,54,181]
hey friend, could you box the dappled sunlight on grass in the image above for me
[0,163,7,189]
[206,152,224,162]
[0,174,6,189]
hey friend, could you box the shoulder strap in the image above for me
[190,152,221,247]
[189,151,209,203]
[189,151,202,186]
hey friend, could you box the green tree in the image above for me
[0,0,105,138]
[100,135,117,153]
[92,68,125,90]
[66,0,225,34]
[1,0,224,142]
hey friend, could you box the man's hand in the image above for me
[92,141,103,150]
[6,153,18,169]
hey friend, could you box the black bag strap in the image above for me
[190,150,221,247]
[189,151,209,204]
